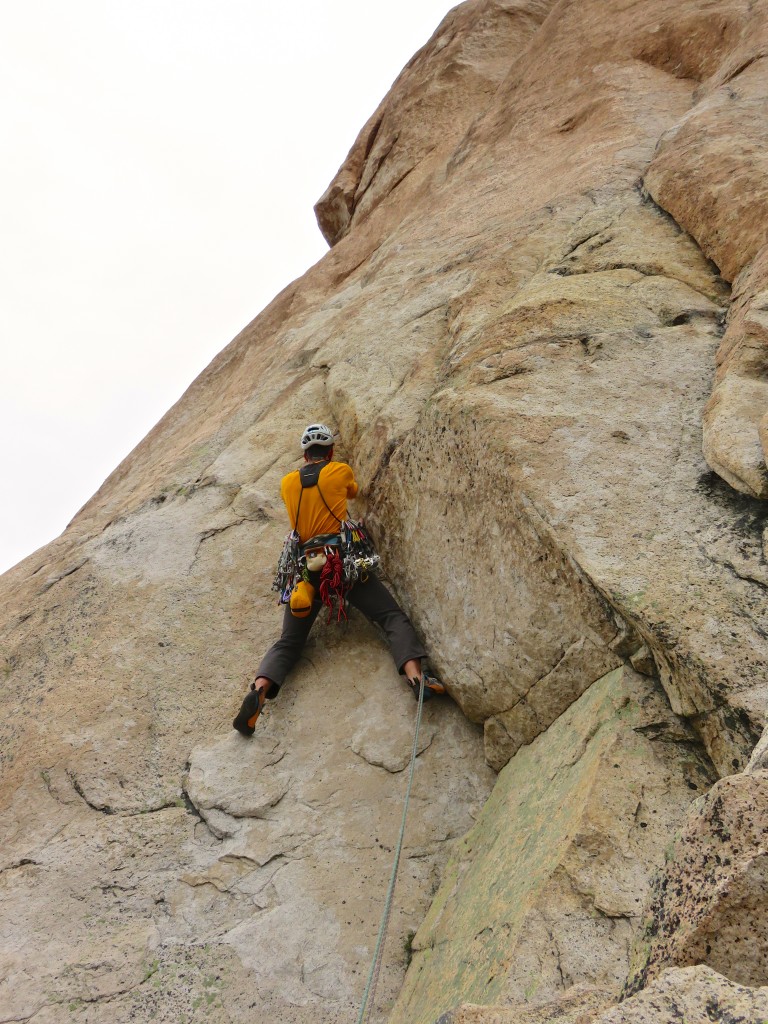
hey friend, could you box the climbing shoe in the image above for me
[233,683,266,737]
[407,673,446,702]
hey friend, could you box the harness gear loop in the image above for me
[356,676,426,1024]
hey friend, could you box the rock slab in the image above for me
[387,667,715,1024]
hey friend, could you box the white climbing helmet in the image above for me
[300,423,335,450]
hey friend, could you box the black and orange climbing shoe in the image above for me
[233,683,266,737]
[407,673,446,702]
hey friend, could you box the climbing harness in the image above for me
[271,462,381,618]
[356,675,426,1024]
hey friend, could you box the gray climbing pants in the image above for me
[256,573,427,696]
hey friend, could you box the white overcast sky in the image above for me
[0,0,454,575]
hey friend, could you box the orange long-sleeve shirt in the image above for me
[280,460,359,542]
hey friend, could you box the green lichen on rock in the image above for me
[388,667,714,1024]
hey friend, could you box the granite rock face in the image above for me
[702,249,768,498]
[625,764,768,994]
[315,0,557,246]
[2,0,768,1022]
[436,966,768,1024]
[643,0,768,499]
[435,985,614,1024]
[387,668,716,1024]
[0,621,495,1024]
[601,966,768,1024]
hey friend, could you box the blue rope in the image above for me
[356,677,426,1024]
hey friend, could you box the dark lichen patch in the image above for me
[624,771,768,997]
[695,471,768,536]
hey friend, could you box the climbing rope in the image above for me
[320,550,348,622]
[356,676,426,1024]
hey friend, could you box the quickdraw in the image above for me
[340,519,381,584]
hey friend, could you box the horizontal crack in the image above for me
[38,558,89,594]
[67,772,185,819]
[559,229,610,260]
[410,301,448,324]
[68,772,116,815]
[186,519,247,575]
[697,543,768,591]
[1,857,40,873]
[720,51,768,88]
[2,1003,48,1023]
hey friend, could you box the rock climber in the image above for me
[233,422,444,735]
